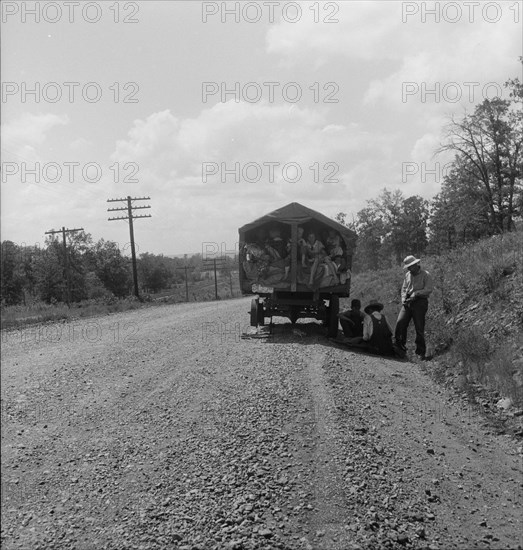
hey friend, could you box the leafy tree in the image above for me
[368,189,406,265]
[32,231,92,303]
[89,239,132,297]
[396,195,429,259]
[439,75,522,233]
[351,205,384,271]
[66,231,92,301]
[428,159,492,253]
[338,188,429,271]
[33,238,66,303]
[84,272,113,300]
[0,241,25,305]
[20,245,39,301]
[138,253,174,293]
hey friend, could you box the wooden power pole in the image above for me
[175,264,190,302]
[107,196,151,299]
[202,257,226,300]
[44,226,84,306]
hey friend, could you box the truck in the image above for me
[238,202,358,337]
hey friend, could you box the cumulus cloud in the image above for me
[1,112,69,160]
[266,2,402,63]
[266,2,520,108]
[109,100,401,253]
[112,101,392,194]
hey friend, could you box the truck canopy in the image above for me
[239,202,357,250]
[238,202,358,295]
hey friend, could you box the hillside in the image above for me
[348,229,523,434]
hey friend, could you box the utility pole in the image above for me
[203,257,226,300]
[107,196,151,299]
[182,254,189,302]
[184,265,189,302]
[183,255,189,302]
[175,262,190,302]
[44,226,84,306]
[213,258,218,300]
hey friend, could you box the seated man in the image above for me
[342,299,395,356]
[338,299,365,337]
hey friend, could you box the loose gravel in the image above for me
[1,299,522,549]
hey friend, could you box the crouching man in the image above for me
[362,299,395,356]
[341,299,395,357]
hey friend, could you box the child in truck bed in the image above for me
[304,232,325,286]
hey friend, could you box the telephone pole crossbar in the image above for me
[107,196,151,299]
[44,226,84,306]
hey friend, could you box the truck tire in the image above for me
[289,306,300,325]
[327,295,340,338]
[257,300,265,326]
[250,298,259,326]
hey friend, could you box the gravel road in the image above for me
[2,298,522,549]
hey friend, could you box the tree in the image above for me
[33,238,66,303]
[439,75,522,233]
[32,231,92,304]
[0,241,25,305]
[84,272,113,300]
[338,189,429,271]
[89,239,132,297]
[368,189,406,265]
[138,253,173,293]
[396,195,429,259]
[351,205,385,271]
[428,159,492,253]
[66,231,92,301]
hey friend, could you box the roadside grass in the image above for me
[0,298,145,330]
[0,278,242,331]
[349,229,523,409]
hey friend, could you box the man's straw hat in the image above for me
[402,255,420,269]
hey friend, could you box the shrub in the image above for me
[454,327,492,364]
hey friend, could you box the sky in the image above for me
[1,0,522,256]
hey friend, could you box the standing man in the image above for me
[395,255,433,360]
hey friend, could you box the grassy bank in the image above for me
[0,277,242,331]
[347,229,523,412]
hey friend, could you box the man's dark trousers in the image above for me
[395,298,428,357]
[340,319,362,338]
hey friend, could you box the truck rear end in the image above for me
[238,202,357,336]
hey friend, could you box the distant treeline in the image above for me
[0,236,237,306]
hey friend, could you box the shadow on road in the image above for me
[263,318,409,363]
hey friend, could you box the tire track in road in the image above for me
[322,344,523,549]
[303,344,350,549]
